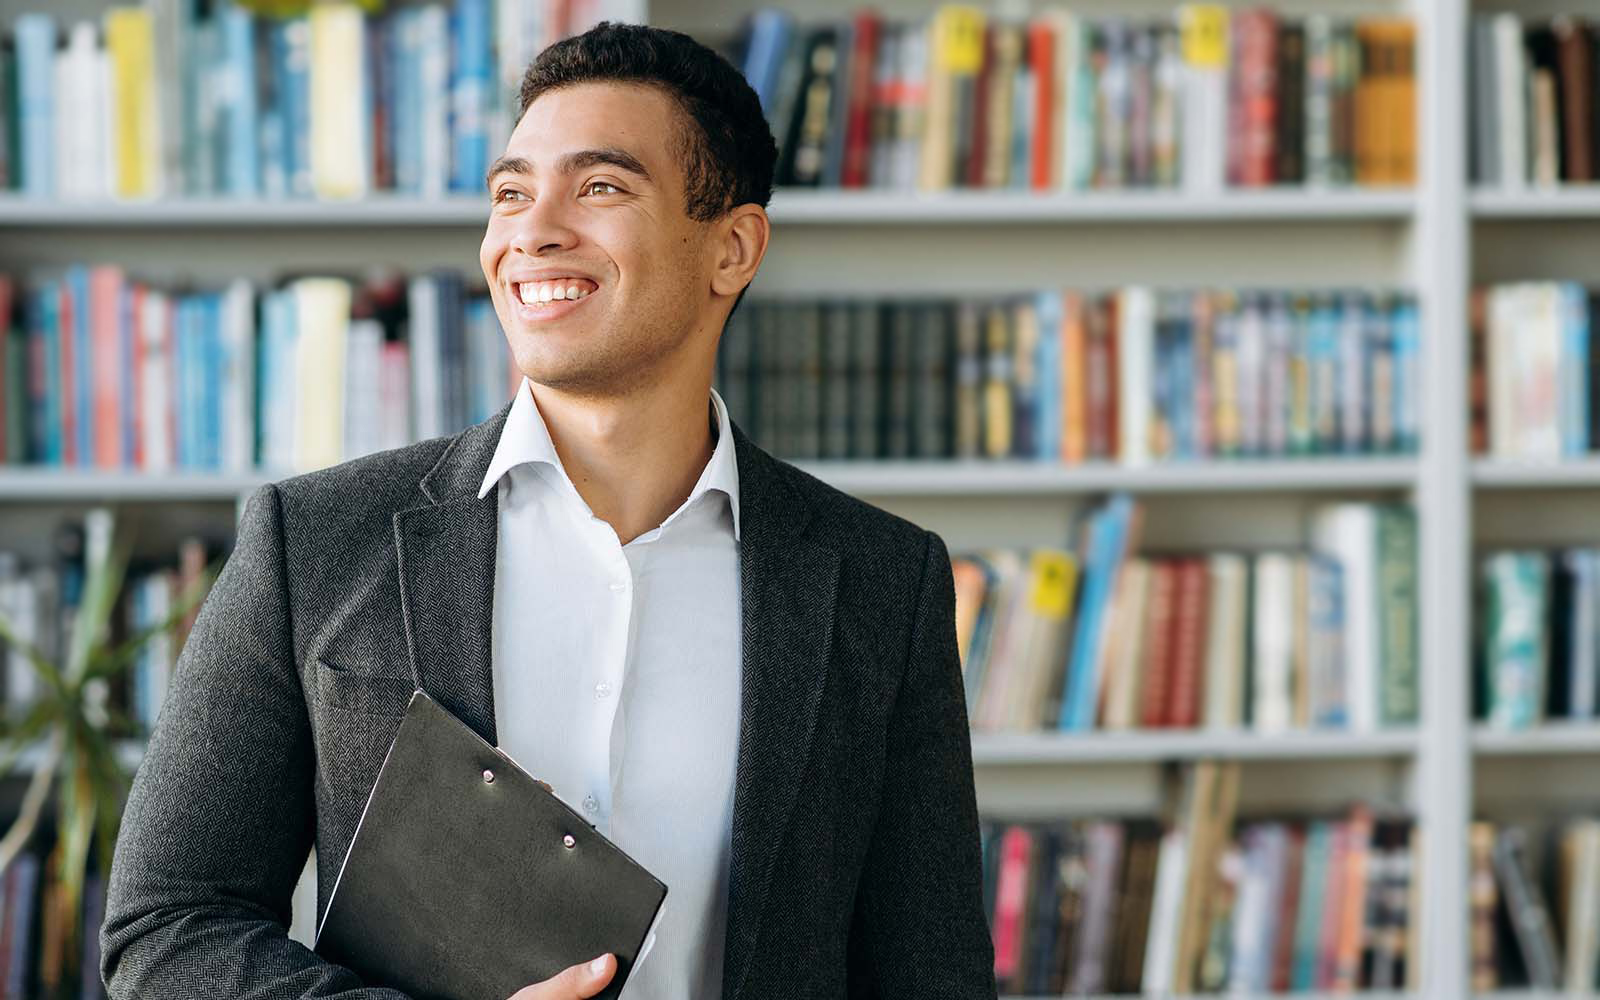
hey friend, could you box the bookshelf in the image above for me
[12,0,1599,993]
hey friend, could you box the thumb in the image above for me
[567,953,615,998]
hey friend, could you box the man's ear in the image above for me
[709,204,771,300]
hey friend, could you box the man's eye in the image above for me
[494,188,528,203]
[583,181,620,196]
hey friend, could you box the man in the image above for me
[101,22,994,1000]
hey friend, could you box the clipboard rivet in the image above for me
[563,834,576,849]
[482,769,495,784]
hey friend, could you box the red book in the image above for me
[991,825,1035,982]
[840,12,881,188]
[1271,826,1307,990]
[90,266,125,469]
[1230,9,1279,186]
[1028,20,1056,190]
[129,283,146,469]
[1165,558,1210,728]
[1139,561,1179,727]
[964,24,994,187]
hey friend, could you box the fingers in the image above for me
[569,953,616,998]
[537,779,553,794]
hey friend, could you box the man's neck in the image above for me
[527,380,717,546]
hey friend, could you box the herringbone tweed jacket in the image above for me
[99,399,997,1000]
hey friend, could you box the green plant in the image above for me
[0,510,216,995]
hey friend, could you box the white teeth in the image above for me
[515,279,594,306]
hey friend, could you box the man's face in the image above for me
[480,81,711,397]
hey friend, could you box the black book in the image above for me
[315,689,668,1000]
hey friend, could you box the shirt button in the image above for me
[583,795,598,812]
[595,680,612,698]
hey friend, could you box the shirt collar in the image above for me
[477,377,742,542]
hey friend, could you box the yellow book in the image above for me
[917,6,986,192]
[1013,548,1078,729]
[106,7,160,199]
[981,303,1013,458]
[310,4,368,200]
[293,278,352,473]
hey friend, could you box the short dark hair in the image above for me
[517,22,777,224]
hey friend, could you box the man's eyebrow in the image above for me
[485,155,533,190]
[484,148,654,192]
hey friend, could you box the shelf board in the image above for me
[1472,459,1600,489]
[0,188,1416,228]
[0,458,1417,502]
[800,458,1417,496]
[1473,723,1600,756]
[971,729,1419,765]
[1472,184,1600,218]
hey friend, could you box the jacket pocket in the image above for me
[312,657,416,718]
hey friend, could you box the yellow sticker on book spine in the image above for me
[935,6,987,74]
[1028,551,1076,620]
[1179,5,1229,69]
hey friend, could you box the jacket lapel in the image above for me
[720,422,841,1000]
[393,401,512,746]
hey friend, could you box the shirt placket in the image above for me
[579,517,634,836]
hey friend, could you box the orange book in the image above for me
[1027,18,1057,190]
[90,266,126,469]
[1061,290,1088,463]
[1333,806,1375,989]
[1139,561,1179,728]
[1391,22,1417,184]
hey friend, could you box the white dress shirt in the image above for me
[478,377,743,1000]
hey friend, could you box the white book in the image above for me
[1493,13,1527,189]
[260,290,298,473]
[1251,552,1296,733]
[292,279,352,473]
[408,276,444,442]
[309,4,369,200]
[1515,283,1561,460]
[1312,503,1379,730]
[1565,821,1600,992]
[1487,285,1519,458]
[139,290,174,473]
[1178,5,1227,195]
[418,5,451,200]
[1101,558,1151,731]
[1141,827,1190,994]
[1225,838,1266,992]
[380,341,413,452]
[221,279,256,473]
[1117,286,1154,465]
[343,318,384,460]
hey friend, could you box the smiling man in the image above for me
[100,21,994,1000]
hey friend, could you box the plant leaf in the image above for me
[66,511,133,683]
[0,613,72,706]
[86,556,220,685]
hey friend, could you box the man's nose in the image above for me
[508,197,579,256]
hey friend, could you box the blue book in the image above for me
[1560,283,1590,457]
[391,8,420,195]
[67,266,91,467]
[14,14,54,198]
[1339,291,1369,454]
[1058,495,1135,731]
[450,0,492,192]
[742,10,793,116]
[32,283,61,465]
[221,4,261,197]
[1289,822,1331,989]
[279,16,312,197]
[5,852,39,998]
[203,293,222,470]
[1034,291,1062,461]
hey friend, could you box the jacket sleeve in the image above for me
[845,529,997,1000]
[101,484,411,999]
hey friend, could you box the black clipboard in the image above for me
[314,688,668,1000]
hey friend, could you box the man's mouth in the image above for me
[512,277,599,306]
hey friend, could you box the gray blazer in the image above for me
[100,401,997,1000]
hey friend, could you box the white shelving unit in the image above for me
[5,0,1596,995]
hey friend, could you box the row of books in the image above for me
[1470,819,1600,991]
[732,7,1417,193]
[985,764,1418,994]
[1470,14,1600,188]
[0,514,212,737]
[0,270,518,474]
[0,273,1422,473]
[0,0,616,201]
[1470,282,1600,461]
[1478,548,1600,731]
[956,499,1418,735]
[720,288,1421,464]
[0,848,105,999]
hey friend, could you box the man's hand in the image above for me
[505,954,615,1000]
